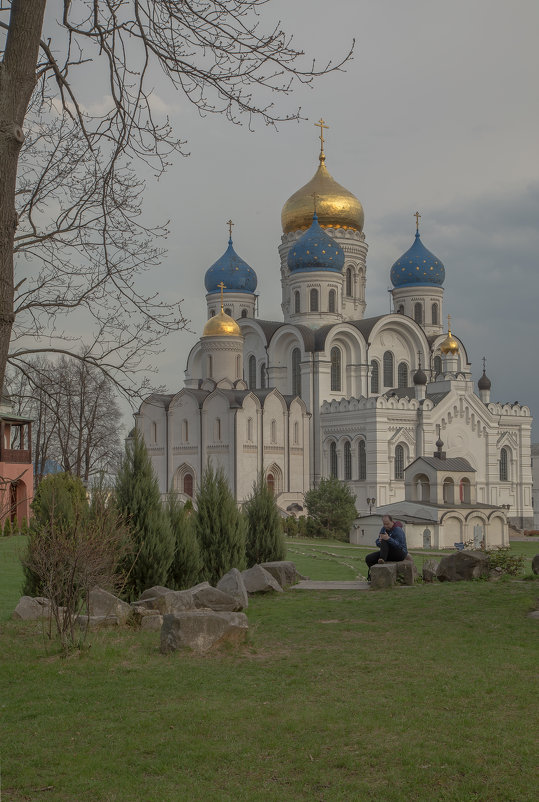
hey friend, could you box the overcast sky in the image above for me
[100,0,539,438]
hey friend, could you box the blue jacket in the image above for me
[376,523,407,554]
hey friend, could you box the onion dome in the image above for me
[202,309,241,337]
[478,363,491,391]
[281,153,364,234]
[204,237,257,295]
[287,213,345,273]
[390,230,445,287]
[413,365,427,386]
[440,325,459,355]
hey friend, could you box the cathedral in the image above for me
[136,126,533,536]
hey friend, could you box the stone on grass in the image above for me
[436,550,489,582]
[160,611,248,654]
[241,565,283,594]
[76,614,120,630]
[139,586,173,601]
[140,614,163,631]
[89,587,132,624]
[260,561,303,588]
[217,568,249,609]
[527,610,539,620]
[132,590,195,615]
[396,560,415,586]
[532,555,539,575]
[13,596,48,620]
[370,563,397,589]
[422,559,439,583]
[191,585,242,612]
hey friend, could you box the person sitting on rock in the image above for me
[365,515,408,580]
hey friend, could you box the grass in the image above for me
[1,536,538,801]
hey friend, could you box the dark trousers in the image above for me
[365,540,407,579]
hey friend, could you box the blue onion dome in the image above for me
[205,237,257,295]
[287,213,345,273]
[390,230,445,287]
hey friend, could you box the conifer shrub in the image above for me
[193,464,246,585]
[3,517,13,537]
[244,473,286,566]
[166,492,202,589]
[304,476,357,541]
[115,430,175,600]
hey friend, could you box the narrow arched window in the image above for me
[330,347,341,392]
[207,355,213,378]
[370,360,379,394]
[152,422,157,443]
[397,304,404,315]
[344,441,352,480]
[294,291,300,313]
[241,309,247,318]
[225,308,232,316]
[434,355,442,376]
[395,445,404,480]
[210,310,215,317]
[182,419,188,443]
[328,289,336,313]
[248,355,256,389]
[267,473,275,495]
[383,351,394,387]
[271,419,277,443]
[330,442,338,478]
[358,440,366,481]
[260,364,266,388]
[460,478,471,503]
[500,448,508,481]
[398,362,408,388]
[247,417,253,441]
[310,288,319,312]
[184,474,193,497]
[292,348,301,396]
[346,268,352,297]
[443,478,455,504]
[215,418,221,441]
[236,355,241,378]
[293,421,299,444]
[432,303,439,325]
[414,303,423,324]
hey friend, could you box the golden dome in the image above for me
[440,329,459,355]
[281,154,364,234]
[202,309,241,338]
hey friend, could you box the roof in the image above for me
[409,456,476,472]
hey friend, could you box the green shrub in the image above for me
[3,518,13,537]
[486,547,524,577]
[166,493,202,590]
[304,477,357,541]
[244,473,285,566]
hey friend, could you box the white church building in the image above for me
[136,130,533,536]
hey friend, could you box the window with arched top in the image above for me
[371,360,379,394]
[310,288,319,312]
[207,354,213,378]
[225,307,232,316]
[247,417,253,441]
[500,448,509,481]
[270,419,277,443]
[236,355,241,378]
[152,421,157,443]
[415,474,430,502]
[267,473,275,496]
[260,364,266,388]
[330,441,338,478]
[344,441,352,480]
[293,421,299,444]
[328,289,336,313]
[432,303,439,325]
[182,419,188,443]
[215,417,221,441]
[241,309,247,318]
[383,351,394,387]
[358,440,366,481]
[395,445,404,480]
[443,477,455,504]
[210,310,215,317]
[346,268,352,297]
[398,362,408,388]
[294,290,300,313]
[330,347,341,392]
[248,355,256,389]
[414,303,423,324]
[459,478,471,503]
[184,474,193,497]
[434,355,442,376]
[397,304,404,314]
[292,348,301,396]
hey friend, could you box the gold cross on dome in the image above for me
[310,191,319,214]
[226,219,234,239]
[414,211,421,232]
[447,313,452,334]
[314,118,329,157]
[217,281,226,312]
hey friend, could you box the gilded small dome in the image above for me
[202,309,241,338]
[440,329,459,355]
[281,155,364,234]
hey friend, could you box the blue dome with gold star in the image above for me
[390,231,445,287]
[287,213,345,273]
[205,238,257,295]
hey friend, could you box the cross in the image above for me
[310,191,319,213]
[482,356,486,372]
[447,313,451,333]
[226,219,234,239]
[314,118,329,155]
[417,350,422,370]
[217,281,226,312]
[414,211,421,232]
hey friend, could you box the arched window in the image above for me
[267,473,275,496]
[241,309,247,318]
[395,445,404,480]
[293,421,299,444]
[225,307,232,316]
[270,419,277,443]
[215,418,221,441]
[383,351,394,387]
[346,268,352,297]
[210,310,215,317]
[247,417,253,441]
[432,303,439,325]
[184,474,193,497]
[358,440,366,481]
[443,478,455,504]
[434,355,442,376]
[414,303,423,324]
[398,362,408,388]
[500,448,508,481]
[344,441,352,480]
[292,348,301,396]
[330,442,338,478]
[248,355,256,389]
[397,304,404,315]
[328,289,336,313]
[330,347,341,392]
[260,364,266,389]
[207,354,213,378]
[371,360,379,394]
[182,419,188,442]
[152,421,157,443]
[236,355,241,378]
[459,478,471,503]
[415,474,430,502]
[294,291,300,313]
[310,288,319,312]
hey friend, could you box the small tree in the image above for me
[194,465,246,585]
[304,477,357,541]
[3,517,13,537]
[166,492,202,590]
[115,431,174,600]
[244,474,286,567]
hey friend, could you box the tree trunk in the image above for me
[0,1,47,393]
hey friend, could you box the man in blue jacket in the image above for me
[365,515,408,580]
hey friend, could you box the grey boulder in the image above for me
[217,568,249,609]
[88,587,132,624]
[369,563,397,590]
[132,590,195,615]
[436,550,489,582]
[241,565,283,594]
[261,561,303,588]
[160,611,248,654]
[532,554,539,575]
[13,596,51,620]
[191,585,242,612]
[422,559,439,583]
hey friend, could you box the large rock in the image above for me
[160,611,248,654]
[13,596,51,620]
[140,614,163,631]
[260,561,303,588]
[76,614,120,630]
[88,587,132,624]
[396,560,416,586]
[370,563,397,590]
[132,589,196,615]
[139,585,174,600]
[422,559,439,583]
[191,585,242,612]
[436,550,489,582]
[217,568,249,609]
[241,565,283,594]
[532,554,539,575]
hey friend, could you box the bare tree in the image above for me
[0,1,353,395]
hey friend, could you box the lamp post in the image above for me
[367,497,376,515]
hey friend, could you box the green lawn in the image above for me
[1,536,538,801]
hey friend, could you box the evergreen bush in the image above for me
[304,477,357,541]
[166,492,202,589]
[3,517,13,537]
[244,473,286,566]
